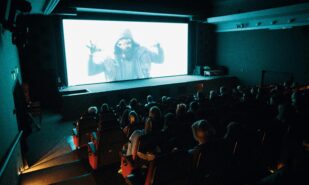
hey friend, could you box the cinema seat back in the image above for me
[146,150,190,185]
[97,127,127,166]
[100,112,117,121]
[73,115,99,147]
[78,115,99,133]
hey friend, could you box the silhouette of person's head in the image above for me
[87,106,98,115]
[195,91,205,101]
[100,103,110,113]
[147,95,154,104]
[149,106,161,120]
[219,86,227,96]
[128,110,139,125]
[163,113,176,131]
[209,90,218,100]
[129,98,138,110]
[189,101,199,112]
[224,122,242,141]
[176,103,187,118]
[191,120,216,145]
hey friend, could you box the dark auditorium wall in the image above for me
[215,26,309,86]
[211,0,308,17]
[0,25,23,184]
[18,15,62,109]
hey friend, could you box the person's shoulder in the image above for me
[131,129,144,138]
[188,144,205,157]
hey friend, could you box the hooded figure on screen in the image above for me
[87,29,164,81]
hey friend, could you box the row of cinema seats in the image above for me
[71,110,193,185]
[120,141,234,185]
[71,109,210,185]
[71,108,268,185]
[72,110,128,169]
[69,82,309,185]
[121,149,193,185]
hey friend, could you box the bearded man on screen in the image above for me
[87,29,164,82]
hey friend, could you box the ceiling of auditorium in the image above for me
[26,0,308,17]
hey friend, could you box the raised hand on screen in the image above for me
[153,42,163,53]
[86,40,101,55]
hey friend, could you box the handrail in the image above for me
[0,130,23,178]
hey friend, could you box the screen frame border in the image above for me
[60,14,191,87]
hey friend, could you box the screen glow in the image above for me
[62,19,188,86]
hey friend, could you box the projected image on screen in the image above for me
[62,19,188,86]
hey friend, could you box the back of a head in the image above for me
[191,120,216,144]
[128,110,139,124]
[145,116,162,135]
[277,103,294,122]
[250,87,256,95]
[88,106,98,115]
[119,99,126,107]
[164,113,176,129]
[270,93,285,106]
[209,90,217,100]
[237,85,243,92]
[176,103,187,118]
[147,95,153,103]
[224,122,242,141]
[189,101,199,112]
[196,91,205,101]
[166,97,172,103]
[241,92,250,103]
[100,103,110,113]
[130,98,138,109]
[79,106,99,128]
[161,96,167,103]
[149,106,162,120]
[219,86,226,96]
[291,91,301,106]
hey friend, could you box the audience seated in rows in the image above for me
[73,80,309,185]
